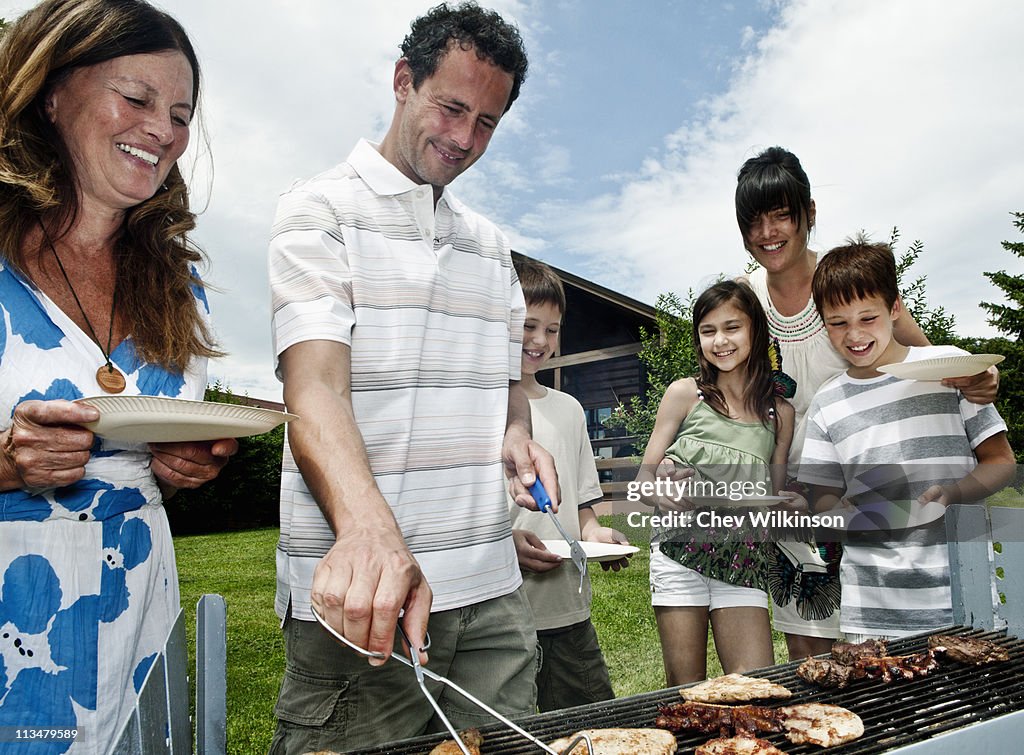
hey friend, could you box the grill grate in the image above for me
[346,626,1024,754]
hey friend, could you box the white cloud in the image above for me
[534,0,1024,340]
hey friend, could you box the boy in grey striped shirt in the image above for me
[798,237,1014,639]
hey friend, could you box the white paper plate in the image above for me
[878,354,1004,381]
[541,540,639,562]
[817,500,946,532]
[75,395,297,442]
[685,495,791,508]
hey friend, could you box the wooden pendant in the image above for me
[96,364,127,394]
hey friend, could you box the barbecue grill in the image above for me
[347,625,1024,754]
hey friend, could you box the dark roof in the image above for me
[512,251,657,321]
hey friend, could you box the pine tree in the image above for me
[980,212,1024,340]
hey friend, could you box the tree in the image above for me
[971,211,1024,467]
[604,290,697,456]
[891,227,958,345]
[980,211,1024,340]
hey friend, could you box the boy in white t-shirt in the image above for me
[799,237,1014,639]
[508,258,631,711]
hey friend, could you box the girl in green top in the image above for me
[636,280,804,686]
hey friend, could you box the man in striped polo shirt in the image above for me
[267,4,558,751]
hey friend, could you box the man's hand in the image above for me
[280,339,434,663]
[504,424,559,511]
[1,400,98,490]
[512,529,563,573]
[943,365,999,405]
[311,522,432,665]
[149,438,238,491]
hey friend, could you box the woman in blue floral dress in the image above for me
[0,2,236,752]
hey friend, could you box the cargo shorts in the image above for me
[269,585,538,754]
[535,618,614,712]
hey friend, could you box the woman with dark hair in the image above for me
[735,146,997,659]
[0,0,235,747]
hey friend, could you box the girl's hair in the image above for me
[692,280,777,430]
[0,0,220,371]
[735,146,813,243]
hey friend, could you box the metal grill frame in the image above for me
[348,626,1024,755]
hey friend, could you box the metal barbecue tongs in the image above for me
[529,479,588,593]
[311,606,594,754]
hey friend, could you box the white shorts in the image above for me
[649,547,768,611]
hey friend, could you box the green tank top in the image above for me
[657,398,775,590]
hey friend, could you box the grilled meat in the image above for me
[657,701,862,748]
[854,650,939,682]
[777,703,864,747]
[547,728,677,754]
[679,673,792,703]
[797,649,939,687]
[831,638,887,665]
[795,657,864,689]
[695,734,788,754]
[656,702,784,738]
[929,634,1010,665]
[428,729,483,755]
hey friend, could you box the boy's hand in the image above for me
[918,484,955,506]
[512,529,563,573]
[582,525,632,571]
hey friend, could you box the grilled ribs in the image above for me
[657,701,863,748]
[854,650,940,682]
[797,648,939,687]
[656,702,784,738]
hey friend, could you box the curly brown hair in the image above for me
[401,1,528,113]
[0,0,221,371]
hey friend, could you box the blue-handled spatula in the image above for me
[529,479,587,593]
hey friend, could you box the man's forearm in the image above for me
[285,378,398,535]
[506,380,532,435]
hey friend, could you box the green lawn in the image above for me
[173,518,785,753]
[175,528,283,753]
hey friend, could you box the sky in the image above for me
[1,0,1021,401]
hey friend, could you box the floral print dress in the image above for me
[654,397,775,592]
[0,262,208,754]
